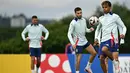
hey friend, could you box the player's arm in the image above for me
[117,25,122,35]
[95,23,102,41]
[93,28,101,48]
[85,19,94,33]
[67,21,75,46]
[116,16,127,39]
[21,26,29,41]
[41,25,49,40]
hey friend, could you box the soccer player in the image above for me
[95,1,127,73]
[67,7,97,73]
[21,15,49,73]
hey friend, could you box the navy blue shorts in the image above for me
[30,47,41,57]
[98,39,119,56]
[76,42,90,54]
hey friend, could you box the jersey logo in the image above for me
[105,44,109,46]
[109,12,113,15]
[117,49,119,52]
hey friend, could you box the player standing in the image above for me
[21,16,49,73]
[95,1,127,73]
[67,7,97,73]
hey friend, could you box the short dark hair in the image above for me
[32,15,37,19]
[74,7,82,13]
[102,1,112,7]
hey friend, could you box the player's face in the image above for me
[75,10,82,19]
[102,4,111,14]
[32,18,38,24]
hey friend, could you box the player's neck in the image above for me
[31,23,39,26]
[104,12,113,15]
[75,16,82,19]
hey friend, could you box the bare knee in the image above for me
[92,51,97,57]
[86,45,97,56]
[112,52,119,61]
[31,57,35,62]
[91,47,97,56]
[102,47,108,53]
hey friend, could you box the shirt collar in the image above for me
[104,12,113,16]
[31,24,39,26]
[74,17,83,22]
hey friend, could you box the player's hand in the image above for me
[90,27,94,31]
[26,37,30,41]
[41,36,45,40]
[120,34,125,39]
[72,45,76,49]
[94,39,98,43]
[40,41,43,46]
[94,39,99,46]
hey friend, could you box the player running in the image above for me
[95,1,127,73]
[21,15,49,73]
[67,7,97,73]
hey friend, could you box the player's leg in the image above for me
[112,52,119,61]
[100,55,108,73]
[75,46,83,73]
[105,57,109,73]
[102,46,113,61]
[84,44,97,73]
[102,40,119,72]
[31,56,35,73]
[100,40,113,61]
[112,51,120,73]
[36,57,41,73]
[98,41,109,73]
[86,44,97,63]
[30,48,36,73]
[76,54,82,72]
[36,48,42,73]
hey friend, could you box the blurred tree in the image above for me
[60,15,74,25]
